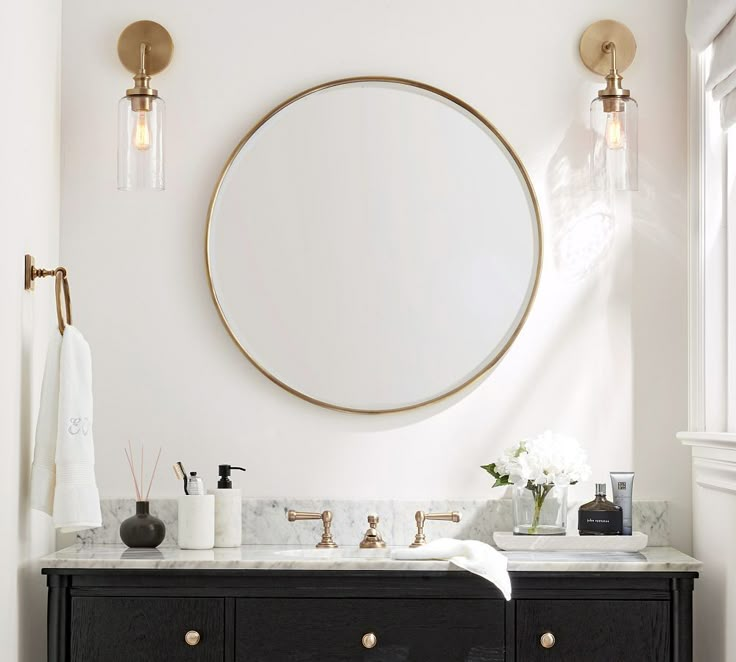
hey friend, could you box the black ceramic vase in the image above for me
[119,501,166,548]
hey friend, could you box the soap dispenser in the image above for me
[211,464,246,548]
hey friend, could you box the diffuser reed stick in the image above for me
[124,445,141,501]
[124,442,163,503]
[140,445,144,501]
[145,448,163,501]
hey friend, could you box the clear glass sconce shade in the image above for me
[117,96,164,191]
[590,96,638,191]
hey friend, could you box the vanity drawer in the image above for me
[515,599,670,662]
[70,597,224,662]
[235,597,505,661]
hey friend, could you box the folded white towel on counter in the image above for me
[31,325,101,533]
[391,538,511,600]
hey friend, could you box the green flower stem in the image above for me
[529,484,553,534]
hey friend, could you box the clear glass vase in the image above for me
[512,484,567,535]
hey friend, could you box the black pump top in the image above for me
[218,464,246,489]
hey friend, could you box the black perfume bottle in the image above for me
[578,483,623,535]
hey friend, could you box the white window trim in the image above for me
[682,46,736,491]
[685,46,728,435]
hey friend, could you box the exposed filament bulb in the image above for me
[605,112,625,150]
[134,111,151,150]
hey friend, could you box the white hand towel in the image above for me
[391,538,511,600]
[30,333,62,515]
[31,325,101,532]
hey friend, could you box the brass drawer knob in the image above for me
[362,632,377,649]
[185,630,201,646]
[540,631,556,649]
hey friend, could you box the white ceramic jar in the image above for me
[177,495,215,549]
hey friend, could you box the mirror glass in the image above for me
[207,79,541,413]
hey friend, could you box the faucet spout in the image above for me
[359,514,386,549]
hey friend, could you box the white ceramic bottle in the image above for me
[211,464,246,548]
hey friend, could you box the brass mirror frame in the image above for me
[205,76,543,414]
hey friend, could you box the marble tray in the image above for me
[493,531,648,552]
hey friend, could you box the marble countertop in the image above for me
[40,544,701,573]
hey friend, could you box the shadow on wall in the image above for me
[630,141,690,552]
[547,120,617,281]
[545,117,689,551]
[487,119,633,470]
[18,304,52,662]
[410,119,636,477]
[631,152,686,262]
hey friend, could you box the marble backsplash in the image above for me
[74,498,671,548]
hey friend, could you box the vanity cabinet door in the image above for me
[70,597,224,662]
[516,599,670,662]
[235,597,505,661]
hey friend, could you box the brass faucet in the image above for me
[410,510,461,547]
[287,510,338,548]
[359,514,386,549]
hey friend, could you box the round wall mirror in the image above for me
[207,77,541,413]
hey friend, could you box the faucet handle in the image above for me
[359,513,386,549]
[286,510,338,549]
[410,510,461,548]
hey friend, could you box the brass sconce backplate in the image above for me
[117,20,173,75]
[580,20,636,75]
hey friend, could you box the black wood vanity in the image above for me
[44,566,696,662]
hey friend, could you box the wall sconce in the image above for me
[580,20,638,191]
[117,21,173,191]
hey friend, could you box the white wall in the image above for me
[61,1,691,551]
[694,484,736,659]
[683,437,736,661]
[0,1,61,660]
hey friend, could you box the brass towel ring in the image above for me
[24,255,73,335]
[54,270,72,335]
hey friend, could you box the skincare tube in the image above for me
[610,472,634,535]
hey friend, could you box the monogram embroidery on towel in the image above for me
[68,417,91,436]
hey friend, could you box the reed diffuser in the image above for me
[119,442,166,548]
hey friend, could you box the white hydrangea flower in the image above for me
[487,431,591,487]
